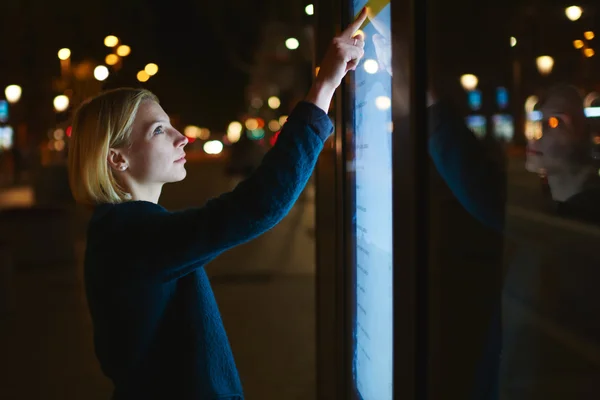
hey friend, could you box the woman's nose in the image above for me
[175,131,189,147]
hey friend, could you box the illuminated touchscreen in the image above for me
[351,1,393,399]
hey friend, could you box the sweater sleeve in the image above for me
[106,101,333,282]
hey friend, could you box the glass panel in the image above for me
[348,1,394,399]
[427,1,600,399]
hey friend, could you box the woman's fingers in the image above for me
[341,7,368,38]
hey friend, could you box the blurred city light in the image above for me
[198,128,210,140]
[116,45,131,57]
[548,117,559,129]
[585,31,595,40]
[460,74,479,91]
[227,122,242,143]
[251,97,263,109]
[305,4,314,15]
[145,63,159,76]
[525,96,539,113]
[268,96,281,109]
[5,85,22,104]
[137,70,150,82]
[228,121,243,135]
[279,115,288,126]
[94,65,109,81]
[184,126,200,138]
[315,66,320,76]
[247,128,265,140]
[53,128,65,140]
[536,55,554,76]
[105,54,119,66]
[268,120,281,132]
[104,35,119,47]
[510,37,517,47]
[204,140,223,155]
[574,40,585,49]
[364,59,379,74]
[245,118,259,130]
[585,48,595,58]
[285,38,300,50]
[54,139,66,152]
[565,6,583,21]
[57,48,71,60]
[53,95,69,112]
[375,96,391,110]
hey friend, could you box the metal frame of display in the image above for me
[315,0,429,399]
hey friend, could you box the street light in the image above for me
[510,36,517,47]
[584,48,595,58]
[137,70,150,83]
[105,54,119,66]
[574,40,585,49]
[565,6,583,21]
[116,45,131,57]
[268,96,281,109]
[144,63,159,76]
[57,48,71,60]
[53,95,69,112]
[285,38,300,50]
[585,31,595,40]
[305,4,314,15]
[5,85,22,104]
[460,74,479,91]
[536,55,554,76]
[94,65,109,81]
[104,35,119,47]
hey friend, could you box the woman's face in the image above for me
[122,100,188,185]
[526,101,587,175]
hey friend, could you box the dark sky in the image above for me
[0,0,268,132]
[0,0,599,134]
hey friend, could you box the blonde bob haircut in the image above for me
[68,87,159,206]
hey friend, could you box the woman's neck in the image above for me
[547,166,598,202]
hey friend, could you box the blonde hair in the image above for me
[68,87,159,206]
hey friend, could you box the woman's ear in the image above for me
[108,148,128,172]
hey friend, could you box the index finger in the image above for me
[341,6,368,38]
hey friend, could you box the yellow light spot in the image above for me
[145,63,159,76]
[548,116,559,128]
[245,118,259,131]
[104,35,119,47]
[116,45,131,57]
[585,48,595,58]
[574,40,584,49]
[105,54,119,66]
[137,70,150,82]
[585,31,595,40]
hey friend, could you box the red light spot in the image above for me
[257,118,265,129]
[66,126,72,137]
[270,130,281,146]
[187,137,196,143]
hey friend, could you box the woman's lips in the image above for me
[175,155,186,163]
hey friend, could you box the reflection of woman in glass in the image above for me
[526,85,600,225]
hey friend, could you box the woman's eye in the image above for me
[154,126,165,135]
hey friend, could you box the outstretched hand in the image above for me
[315,7,367,92]
[305,7,367,112]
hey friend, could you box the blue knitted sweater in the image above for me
[84,101,333,399]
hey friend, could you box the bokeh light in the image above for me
[57,48,71,60]
[53,95,70,112]
[137,70,150,82]
[145,63,159,76]
[285,38,300,50]
[94,65,109,81]
[104,35,119,47]
[116,45,131,57]
[268,96,281,109]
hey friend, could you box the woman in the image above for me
[68,9,367,399]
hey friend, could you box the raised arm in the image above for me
[98,9,369,282]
